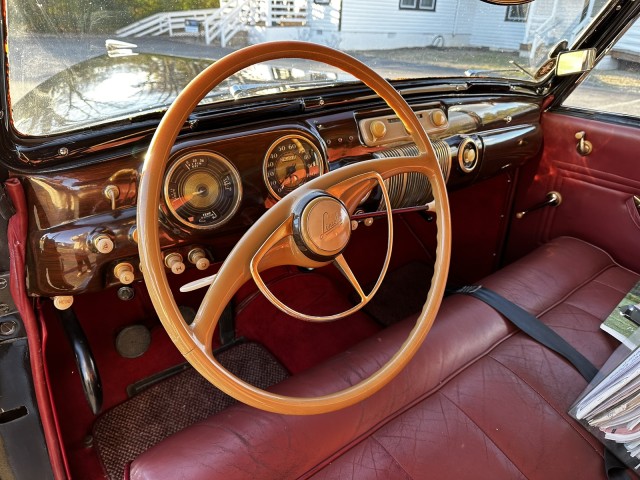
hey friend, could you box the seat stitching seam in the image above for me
[535,264,620,318]
[555,301,608,323]
[487,354,604,458]
[438,392,530,479]
[591,277,633,296]
[541,302,604,332]
[368,435,414,480]
[556,237,640,277]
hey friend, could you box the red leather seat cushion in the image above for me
[128,237,638,479]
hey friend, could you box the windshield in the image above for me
[6,0,606,136]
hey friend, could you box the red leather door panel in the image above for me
[507,112,640,272]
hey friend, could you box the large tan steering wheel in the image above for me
[138,41,451,415]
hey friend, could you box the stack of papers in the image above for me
[571,282,640,468]
[573,346,640,465]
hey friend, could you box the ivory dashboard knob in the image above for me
[129,226,138,244]
[369,120,387,139]
[188,248,210,271]
[431,110,447,127]
[103,185,120,211]
[92,234,114,254]
[53,296,74,310]
[114,263,135,285]
[165,253,185,275]
[463,148,476,164]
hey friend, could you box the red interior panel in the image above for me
[507,112,640,272]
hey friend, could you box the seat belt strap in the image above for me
[458,286,629,480]
[457,286,598,381]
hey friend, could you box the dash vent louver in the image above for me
[373,140,451,210]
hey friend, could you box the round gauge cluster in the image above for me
[264,134,325,200]
[164,151,242,230]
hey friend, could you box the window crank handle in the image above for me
[516,191,562,219]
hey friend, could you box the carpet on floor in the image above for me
[93,342,288,480]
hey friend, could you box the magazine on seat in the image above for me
[570,329,640,471]
[600,281,640,348]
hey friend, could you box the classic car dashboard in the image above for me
[19,96,542,299]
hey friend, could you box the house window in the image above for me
[505,4,529,22]
[399,0,436,12]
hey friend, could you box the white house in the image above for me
[118,0,640,63]
[249,0,607,58]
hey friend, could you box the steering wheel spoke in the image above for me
[250,216,326,273]
[325,175,379,215]
[334,254,367,302]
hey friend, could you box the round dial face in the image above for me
[164,151,242,230]
[264,134,325,200]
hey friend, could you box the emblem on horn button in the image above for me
[299,196,351,259]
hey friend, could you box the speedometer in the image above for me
[164,151,242,230]
[264,134,325,200]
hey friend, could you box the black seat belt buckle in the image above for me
[456,285,482,294]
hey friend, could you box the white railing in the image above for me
[265,0,308,27]
[116,8,219,38]
[116,0,310,46]
[524,0,561,60]
[524,0,597,60]
[204,0,256,47]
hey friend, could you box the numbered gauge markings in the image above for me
[164,151,242,230]
[264,134,325,200]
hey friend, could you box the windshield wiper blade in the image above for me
[464,68,521,77]
[508,60,535,80]
[466,61,534,80]
[229,82,283,99]
[229,80,342,99]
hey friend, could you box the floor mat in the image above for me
[93,342,288,480]
[363,261,434,326]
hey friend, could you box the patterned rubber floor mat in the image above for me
[93,342,289,480]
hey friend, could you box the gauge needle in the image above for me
[171,187,207,210]
[283,168,306,187]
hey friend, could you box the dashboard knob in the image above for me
[129,226,138,244]
[370,120,387,139]
[165,253,186,275]
[464,148,476,164]
[114,263,135,285]
[92,234,114,254]
[104,185,120,211]
[188,248,210,271]
[53,296,74,311]
[431,110,447,127]
[458,138,479,173]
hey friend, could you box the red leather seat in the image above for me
[128,237,639,479]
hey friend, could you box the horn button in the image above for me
[294,195,351,261]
